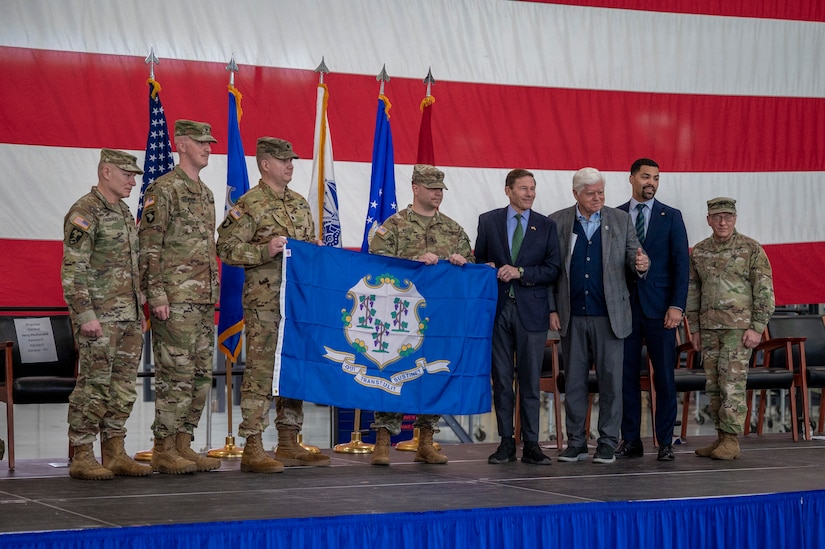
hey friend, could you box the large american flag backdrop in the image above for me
[1,0,823,308]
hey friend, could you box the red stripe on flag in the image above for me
[2,47,824,173]
[519,0,825,22]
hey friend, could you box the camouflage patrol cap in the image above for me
[412,164,447,190]
[257,137,300,160]
[707,197,737,215]
[174,119,218,143]
[100,148,144,174]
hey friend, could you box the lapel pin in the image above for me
[530,226,536,231]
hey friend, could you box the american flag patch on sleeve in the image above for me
[71,215,91,230]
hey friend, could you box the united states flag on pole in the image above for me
[308,82,342,247]
[360,94,397,252]
[137,78,175,223]
[217,85,250,361]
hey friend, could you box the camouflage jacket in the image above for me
[369,205,475,262]
[61,187,140,325]
[138,166,220,307]
[686,230,775,333]
[216,182,315,311]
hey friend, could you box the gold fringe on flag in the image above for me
[147,78,162,99]
[229,84,244,122]
[419,95,435,111]
[379,93,392,118]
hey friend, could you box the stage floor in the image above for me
[1,434,824,534]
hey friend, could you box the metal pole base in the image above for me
[298,433,321,454]
[134,448,153,462]
[207,435,244,459]
[333,431,375,454]
[395,427,441,452]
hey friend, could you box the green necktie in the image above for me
[511,214,524,262]
[635,203,646,244]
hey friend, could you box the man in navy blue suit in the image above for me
[475,169,561,465]
[616,158,689,461]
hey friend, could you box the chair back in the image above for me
[767,315,825,380]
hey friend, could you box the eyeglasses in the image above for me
[709,213,736,223]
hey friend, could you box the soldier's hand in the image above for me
[80,319,103,338]
[152,305,170,321]
[418,252,439,265]
[268,236,288,257]
[742,328,762,349]
[448,253,467,266]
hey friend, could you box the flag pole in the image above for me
[208,55,245,459]
[396,67,440,453]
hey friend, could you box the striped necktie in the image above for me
[635,203,646,244]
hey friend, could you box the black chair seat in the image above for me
[13,377,76,404]
[746,369,794,391]
[808,366,825,386]
[673,370,706,392]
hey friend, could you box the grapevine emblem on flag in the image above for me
[323,272,451,395]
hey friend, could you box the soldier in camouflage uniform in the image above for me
[686,197,775,460]
[138,120,222,474]
[368,164,474,466]
[62,149,151,480]
[217,137,330,473]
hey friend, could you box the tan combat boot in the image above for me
[695,430,723,458]
[69,443,114,480]
[414,427,448,464]
[175,432,221,472]
[711,431,741,460]
[275,428,331,467]
[371,427,391,466]
[151,436,197,474]
[101,436,152,477]
[240,433,284,473]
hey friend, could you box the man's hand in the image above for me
[268,235,288,257]
[418,252,439,265]
[151,304,170,321]
[664,307,682,329]
[448,253,467,266]
[549,312,561,332]
[635,247,650,273]
[742,328,762,349]
[80,319,102,338]
[497,265,520,282]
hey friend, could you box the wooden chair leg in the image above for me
[744,390,754,436]
[819,389,824,435]
[5,399,14,470]
[681,391,692,441]
[756,390,767,435]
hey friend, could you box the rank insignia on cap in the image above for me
[71,215,91,230]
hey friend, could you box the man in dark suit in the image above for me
[475,169,561,465]
[616,159,689,462]
[549,167,649,464]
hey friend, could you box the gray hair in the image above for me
[572,167,604,192]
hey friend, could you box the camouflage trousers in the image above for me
[68,320,142,446]
[238,309,303,438]
[701,329,752,434]
[150,303,214,439]
[371,413,441,436]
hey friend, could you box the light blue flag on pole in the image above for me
[360,95,397,252]
[217,87,250,361]
[273,240,496,415]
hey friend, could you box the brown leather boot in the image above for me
[275,428,331,467]
[151,436,197,474]
[241,433,284,473]
[101,436,152,477]
[711,432,741,460]
[176,432,221,472]
[414,427,448,464]
[371,427,391,466]
[695,430,723,458]
[70,443,114,480]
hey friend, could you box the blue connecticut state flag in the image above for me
[273,240,496,415]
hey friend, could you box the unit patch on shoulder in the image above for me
[67,226,88,247]
[143,208,155,224]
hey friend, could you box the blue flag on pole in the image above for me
[137,79,175,222]
[273,240,496,415]
[360,95,397,252]
[217,87,250,361]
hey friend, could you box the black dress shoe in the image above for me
[488,437,516,464]
[657,444,675,461]
[615,439,644,458]
[521,442,551,465]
